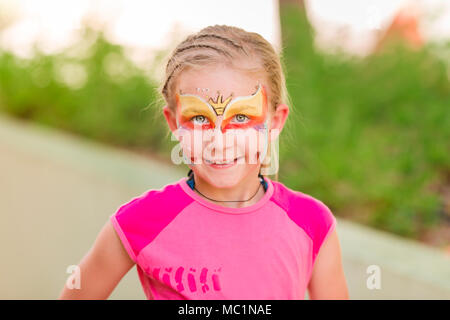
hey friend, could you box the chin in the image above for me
[208,179,240,189]
[195,168,245,189]
[206,175,242,189]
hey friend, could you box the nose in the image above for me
[211,116,225,143]
[203,117,235,161]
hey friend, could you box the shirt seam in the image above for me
[269,199,314,245]
[269,199,315,283]
[110,214,138,263]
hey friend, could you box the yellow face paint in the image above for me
[175,84,268,132]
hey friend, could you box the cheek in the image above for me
[230,128,268,157]
[177,128,205,159]
[177,125,268,163]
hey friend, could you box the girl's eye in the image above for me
[232,114,249,123]
[191,115,209,125]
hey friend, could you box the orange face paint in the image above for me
[175,84,268,132]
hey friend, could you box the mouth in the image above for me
[204,156,244,169]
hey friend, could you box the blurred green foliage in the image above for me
[0,27,171,156]
[279,5,449,238]
[0,6,449,239]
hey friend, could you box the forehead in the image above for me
[176,64,265,99]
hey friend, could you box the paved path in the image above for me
[0,114,449,299]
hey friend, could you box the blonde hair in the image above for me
[160,25,291,181]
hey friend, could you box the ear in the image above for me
[163,105,178,134]
[269,103,289,141]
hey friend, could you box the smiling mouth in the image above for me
[204,156,244,166]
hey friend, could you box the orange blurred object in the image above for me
[375,4,424,52]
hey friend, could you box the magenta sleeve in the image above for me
[311,200,337,264]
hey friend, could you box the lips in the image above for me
[204,158,235,165]
[204,156,244,168]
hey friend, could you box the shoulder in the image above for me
[110,178,194,261]
[270,180,337,261]
[113,178,192,221]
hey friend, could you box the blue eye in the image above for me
[192,115,209,125]
[232,114,249,123]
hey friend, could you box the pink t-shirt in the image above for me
[110,176,337,300]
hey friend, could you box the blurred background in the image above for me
[0,0,449,299]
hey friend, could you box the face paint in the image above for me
[175,84,268,132]
[175,84,269,165]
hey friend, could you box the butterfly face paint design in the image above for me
[175,84,268,132]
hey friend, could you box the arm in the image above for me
[58,219,135,299]
[307,229,349,300]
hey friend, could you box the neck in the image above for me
[192,169,265,208]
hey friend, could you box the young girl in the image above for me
[59,25,349,300]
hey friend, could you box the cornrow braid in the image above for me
[160,25,286,112]
[192,34,246,52]
[162,45,230,97]
[174,44,233,58]
[163,44,232,92]
[162,43,235,99]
